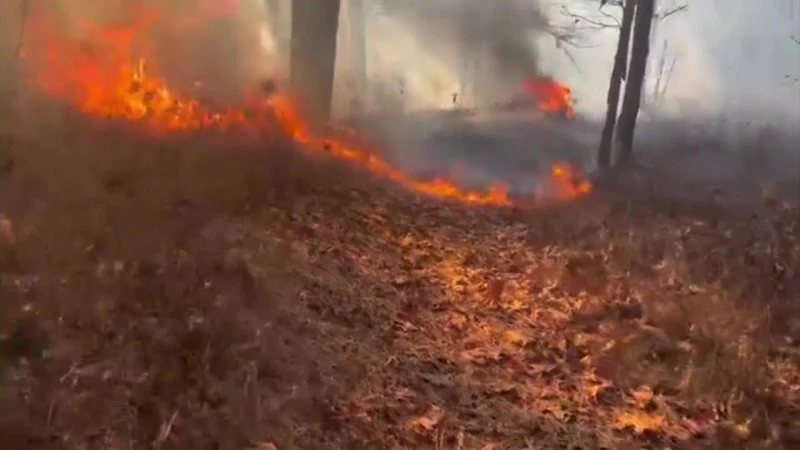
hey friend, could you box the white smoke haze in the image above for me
[328,0,800,127]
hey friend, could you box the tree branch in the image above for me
[655,4,689,22]
[560,6,620,30]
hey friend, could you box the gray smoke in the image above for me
[370,0,551,105]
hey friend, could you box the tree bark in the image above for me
[290,0,341,123]
[596,0,636,169]
[615,0,654,165]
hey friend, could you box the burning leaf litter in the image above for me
[3,3,798,450]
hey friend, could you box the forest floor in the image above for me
[1,109,799,450]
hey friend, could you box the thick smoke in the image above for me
[357,0,552,110]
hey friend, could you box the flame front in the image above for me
[22,6,589,207]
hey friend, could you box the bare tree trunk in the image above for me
[350,0,368,113]
[264,0,279,17]
[597,0,636,169]
[615,0,654,165]
[290,0,341,123]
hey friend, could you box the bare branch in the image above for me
[596,7,623,27]
[560,6,620,30]
[791,35,800,45]
[557,42,583,74]
[656,4,689,21]
[563,0,686,35]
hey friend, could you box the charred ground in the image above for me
[1,103,799,449]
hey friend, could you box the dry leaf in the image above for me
[502,329,529,346]
[729,420,752,440]
[631,385,655,406]
[486,278,506,303]
[0,215,15,244]
[613,410,666,433]
[408,406,444,431]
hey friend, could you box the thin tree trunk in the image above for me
[290,0,341,123]
[615,0,654,165]
[350,0,368,114]
[597,0,636,168]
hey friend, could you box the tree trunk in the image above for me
[290,0,341,123]
[349,0,368,114]
[596,0,636,169]
[615,0,654,165]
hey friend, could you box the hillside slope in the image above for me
[1,116,799,449]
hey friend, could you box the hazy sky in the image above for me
[538,0,800,125]
[346,0,799,126]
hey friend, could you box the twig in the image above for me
[152,410,179,449]
[656,4,689,22]
[561,6,620,30]
[559,45,582,75]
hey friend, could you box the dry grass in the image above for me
[1,103,799,449]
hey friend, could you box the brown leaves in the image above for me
[486,277,506,303]
[0,214,20,271]
[502,329,529,346]
[253,443,278,450]
[408,406,444,432]
[0,214,15,245]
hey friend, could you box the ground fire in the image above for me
[522,76,574,118]
[21,4,590,206]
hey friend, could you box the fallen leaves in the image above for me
[4,133,798,450]
[613,409,666,433]
[0,214,15,244]
[502,329,529,346]
[408,406,444,432]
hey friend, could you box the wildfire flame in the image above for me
[21,5,590,207]
[523,76,574,118]
[536,162,593,201]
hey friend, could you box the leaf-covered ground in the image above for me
[1,117,799,449]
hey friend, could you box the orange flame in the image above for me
[22,6,589,207]
[523,76,574,118]
[536,162,593,201]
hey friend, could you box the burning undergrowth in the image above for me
[15,1,590,207]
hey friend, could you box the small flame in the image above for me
[523,76,574,118]
[537,162,593,201]
[22,6,590,207]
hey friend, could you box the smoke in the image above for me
[341,0,552,111]
[540,0,800,127]
[342,0,800,199]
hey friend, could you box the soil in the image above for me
[1,106,799,449]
